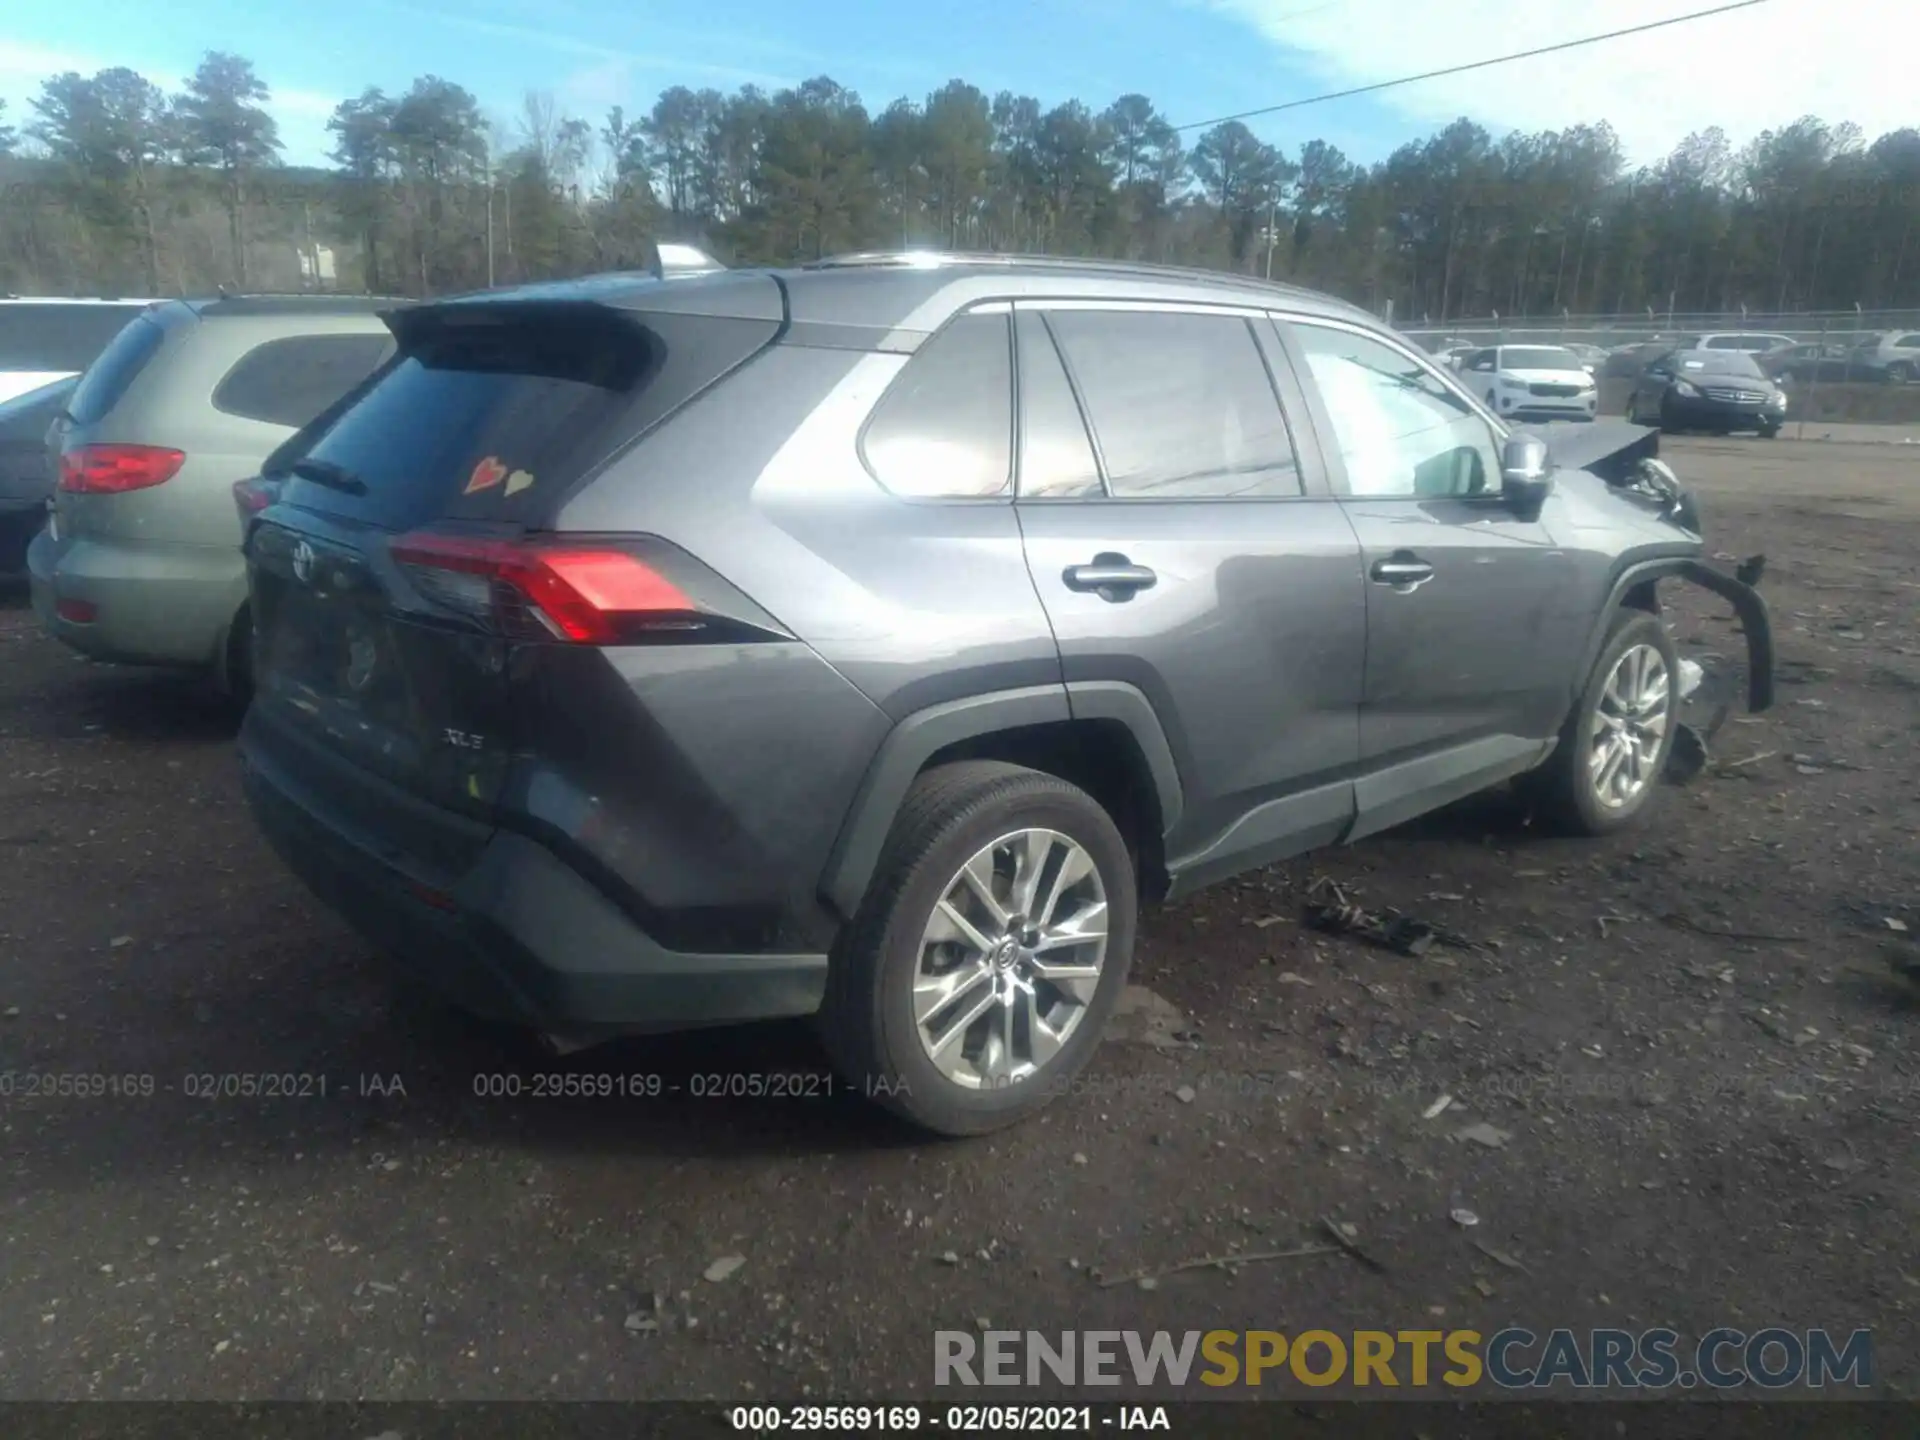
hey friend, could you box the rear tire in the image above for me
[1523,611,1679,838]
[1890,362,1915,385]
[817,761,1136,1137]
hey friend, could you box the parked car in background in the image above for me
[1438,342,1478,370]
[234,252,1771,1136]
[1564,343,1608,374]
[28,296,397,697]
[0,376,77,576]
[1761,342,1886,385]
[1603,341,1671,379]
[1626,348,1789,436]
[0,297,156,405]
[1670,331,1798,357]
[1458,344,1599,422]
[1848,331,1920,383]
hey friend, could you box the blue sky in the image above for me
[1,0,1905,174]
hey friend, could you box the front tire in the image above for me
[818,761,1137,1136]
[1890,361,1915,385]
[1524,611,1679,838]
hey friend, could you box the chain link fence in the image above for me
[1400,309,1920,351]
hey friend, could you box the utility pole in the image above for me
[1264,197,1277,280]
[485,143,496,288]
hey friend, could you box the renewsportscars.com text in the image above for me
[935,1327,1873,1390]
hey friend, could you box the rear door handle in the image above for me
[1063,554,1157,602]
[1369,554,1435,590]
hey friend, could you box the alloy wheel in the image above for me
[911,828,1109,1089]
[1589,643,1671,809]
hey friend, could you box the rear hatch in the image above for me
[245,283,786,839]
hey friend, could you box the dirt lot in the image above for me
[1,436,1916,1405]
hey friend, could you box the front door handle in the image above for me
[1063,553,1157,603]
[1369,553,1435,590]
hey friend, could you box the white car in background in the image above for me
[0,297,157,405]
[1458,344,1599,423]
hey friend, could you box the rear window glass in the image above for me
[1681,351,1765,378]
[0,303,148,372]
[212,333,394,429]
[288,307,775,530]
[861,312,1013,498]
[66,316,168,426]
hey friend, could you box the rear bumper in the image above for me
[28,526,246,667]
[239,712,829,1034]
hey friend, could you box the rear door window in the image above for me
[1044,308,1301,499]
[1014,311,1102,499]
[65,315,168,426]
[212,333,395,429]
[861,312,1013,498]
[0,303,147,373]
[287,305,778,531]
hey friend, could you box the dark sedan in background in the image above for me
[1625,349,1789,436]
[0,376,77,575]
[1761,342,1887,385]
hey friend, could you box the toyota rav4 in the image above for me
[237,253,1773,1136]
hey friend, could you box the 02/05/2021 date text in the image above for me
[468,1071,903,1101]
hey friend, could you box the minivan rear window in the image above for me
[0,303,148,372]
[65,316,168,426]
[287,306,779,530]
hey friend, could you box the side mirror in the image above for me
[1500,433,1553,515]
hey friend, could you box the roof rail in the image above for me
[803,249,1329,302]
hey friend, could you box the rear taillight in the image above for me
[389,533,707,644]
[234,477,280,519]
[59,444,185,494]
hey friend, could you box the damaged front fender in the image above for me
[1671,559,1775,713]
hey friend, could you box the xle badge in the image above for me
[465,456,507,494]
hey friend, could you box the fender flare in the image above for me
[1577,556,1774,714]
[818,681,1185,920]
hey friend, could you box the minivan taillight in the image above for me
[59,444,186,494]
[234,477,280,518]
[389,533,705,644]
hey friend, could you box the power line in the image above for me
[1172,0,1775,133]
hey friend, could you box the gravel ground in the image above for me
[1,434,1915,1404]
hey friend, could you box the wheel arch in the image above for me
[819,683,1183,919]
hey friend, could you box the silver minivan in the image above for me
[28,296,396,694]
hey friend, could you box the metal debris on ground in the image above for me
[1422,1094,1456,1121]
[1302,878,1485,957]
[1454,1122,1512,1150]
[1665,723,1710,785]
[1473,1240,1532,1274]
[1884,918,1909,934]
[1661,912,1802,944]
[1449,1208,1480,1228]
[1719,749,1777,772]
[1319,1216,1389,1273]
[1094,1243,1342,1290]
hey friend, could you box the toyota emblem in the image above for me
[292,540,316,584]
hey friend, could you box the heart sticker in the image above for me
[505,469,534,496]
[465,456,507,494]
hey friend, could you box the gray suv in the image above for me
[29,297,396,694]
[237,254,1773,1135]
